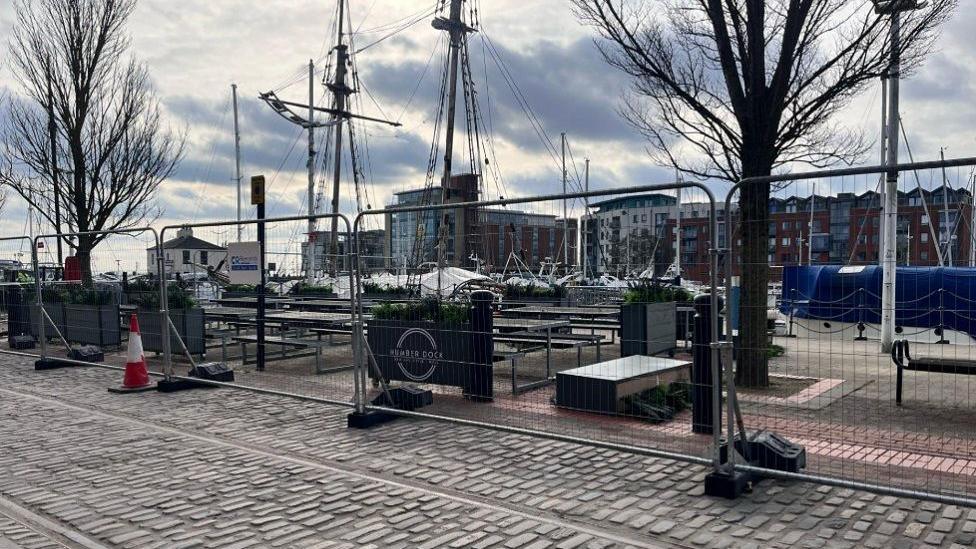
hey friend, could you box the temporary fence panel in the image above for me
[23,229,162,372]
[353,182,724,471]
[157,214,358,407]
[725,156,976,504]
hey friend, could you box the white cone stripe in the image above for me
[126,329,144,365]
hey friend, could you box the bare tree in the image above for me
[574,0,955,386]
[2,0,183,284]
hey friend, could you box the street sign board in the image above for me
[251,175,266,205]
[227,241,262,285]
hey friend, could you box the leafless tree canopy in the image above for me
[1,0,184,280]
[574,0,955,386]
[574,0,955,182]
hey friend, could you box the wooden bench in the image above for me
[233,335,331,373]
[891,339,976,405]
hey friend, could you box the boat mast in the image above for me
[328,0,350,268]
[562,132,568,274]
[435,0,468,269]
[306,60,317,282]
[232,83,243,242]
[583,158,589,281]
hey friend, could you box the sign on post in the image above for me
[227,241,262,285]
[251,175,265,205]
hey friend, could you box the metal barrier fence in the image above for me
[352,182,726,474]
[156,214,359,407]
[5,158,976,506]
[28,229,162,372]
[725,156,976,505]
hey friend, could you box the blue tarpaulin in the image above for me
[780,265,976,338]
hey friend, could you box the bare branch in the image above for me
[2,0,185,284]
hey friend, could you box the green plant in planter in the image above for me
[363,282,412,296]
[622,382,691,423]
[291,283,334,296]
[129,283,197,310]
[504,283,565,299]
[371,298,469,325]
[40,285,115,305]
[623,279,691,304]
[223,284,257,293]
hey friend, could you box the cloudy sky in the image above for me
[0,1,974,266]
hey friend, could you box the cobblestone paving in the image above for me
[0,510,67,549]
[0,354,974,548]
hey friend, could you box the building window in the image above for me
[641,214,647,223]
[922,215,929,225]
[782,221,790,231]
[782,238,790,246]
[921,251,929,261]
[200,251,208,264]
[921,232,928,243]
[182,250,190,263]
[633,215,638,223]
[872,217,879,228]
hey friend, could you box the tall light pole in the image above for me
[877,0,923,353]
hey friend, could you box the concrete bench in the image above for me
[891,339,976,405]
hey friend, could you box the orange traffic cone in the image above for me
[109,314,153,393]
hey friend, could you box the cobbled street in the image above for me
[0,353,973,549]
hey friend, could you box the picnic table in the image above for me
[203,307,256,322]
[501,305,619,320]
[287,299,356,312]
[492,317,573,378]
[215,296,293,309]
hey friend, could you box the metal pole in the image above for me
[329,0,348,270]
[879,76,888,266]
[562,132,568,274]
[970,172,976,267]
[233,83,243,242]
[941,147,952,265]
[809,183,815,264]
[881,8,901,354]
[906,222,912,266]
[583,158,589,280]
[675,184,682,277]
[46,63,63,266]
[257,201,267,371]
[307,60,317,283]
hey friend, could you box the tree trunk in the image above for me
[76,236,94,288]
[736,157,772,388]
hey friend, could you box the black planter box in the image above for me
[26,302,121,347]
[621,302,677,357]
[138,308,206,356]
[367,318,493,399]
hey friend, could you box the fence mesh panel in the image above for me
[729,160,976,500]
[357,184,721,464]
